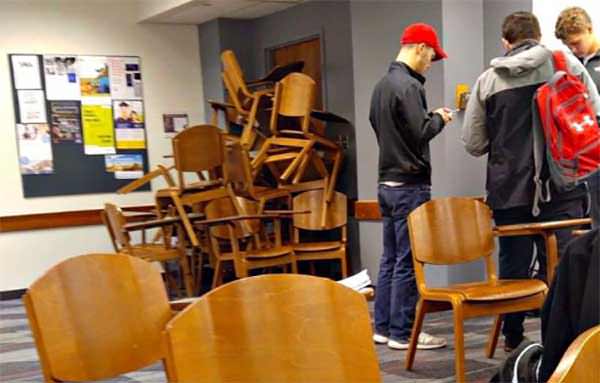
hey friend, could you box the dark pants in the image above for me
[374,184,431,341]
[493,197,585,343]
[589,173,599,228]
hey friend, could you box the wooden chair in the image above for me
[163,274,382,383]
[547,325,600,383]
[164,124,238,249]
[225,140,291,212]
[292,189,348,278]
[23,253,175,382]
[104,203,194,297]
[205,196,297,289]
[252,73,342,227]
[404,197,548,383]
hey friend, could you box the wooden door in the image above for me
[270,37,323,109]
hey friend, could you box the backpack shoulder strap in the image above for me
[552,50,570,74]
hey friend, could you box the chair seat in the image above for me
[245,245,294,259]
[253,186,290,199]
[294,241,343,252]
[123,244,181,263]
[428,279,547,302]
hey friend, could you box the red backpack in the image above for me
[532,51,600,215]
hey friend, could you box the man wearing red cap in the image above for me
[369,22,452,350]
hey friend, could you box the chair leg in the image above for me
[405,299,427,370]
[339,254,348,278]
[212,259,223,290]
[290,257,298,274]
[179,255,194,297]
[486,315,502,359]
[452,301,466,383]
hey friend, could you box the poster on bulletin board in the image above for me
[8,53,150,197]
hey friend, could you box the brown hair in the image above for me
[502,11,541,44]
[555,7,593,41]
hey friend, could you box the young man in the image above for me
[462,11,600,352]
[555,6,600,228]
[369,23,453,350]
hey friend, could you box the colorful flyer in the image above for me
[82,100,115,155]
[78,56,110,97]
[16,123,53,174]
[11,55,41,89]
[113,100,145,149]
[108,57,143,99]
[105,154,144,179]
[43,55,80,100]
[49,101,82,143]
[18,90,47,123]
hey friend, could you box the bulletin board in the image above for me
[8,53,150,198]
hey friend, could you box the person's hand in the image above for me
[434,107,454,124]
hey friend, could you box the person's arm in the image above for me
[400,83,446,145]
[565,53,600,117]
[462,75,489,157]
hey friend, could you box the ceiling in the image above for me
[139,0,306,24]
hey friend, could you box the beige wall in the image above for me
[0,0,205,290]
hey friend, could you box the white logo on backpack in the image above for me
[571,115,594,132]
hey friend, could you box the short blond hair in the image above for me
[555,6,593,41]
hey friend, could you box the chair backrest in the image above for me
[270,72,315,135]
[205,196,260,239]
[23,254,172,382]
[293,189,347,230]
[221,50,250,101]
[548,325,600,383]
[164,274,382,383]
[223,142,255,195]
[172,124,226,188]
[103,203,131,251]
[408,197,495,266]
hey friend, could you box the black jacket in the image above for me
[539,228,599,382]
[369,62,445,185]
[462,41,600,210]
[583,50,600,91]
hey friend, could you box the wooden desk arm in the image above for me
[123,213,204,231]
[494,218,591,237]
[169,297,199,312]
[208,99,236,111]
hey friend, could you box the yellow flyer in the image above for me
[82,101,116,155]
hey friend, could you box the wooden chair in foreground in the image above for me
[104,203,194,297]
[292,189,349,278]
[405,198,548,383]
[205,196,297,289]
[163,274,382,383]
[547,325,600,383]
[23,254,176,382]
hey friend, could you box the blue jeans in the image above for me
[374,183,431,341]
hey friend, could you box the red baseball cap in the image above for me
[400,23,448,61]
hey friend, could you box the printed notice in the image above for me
[108,57,143,99]
[82,100,115,154]
[49,101,82,143]
[105,154,144,179]
[113,100,145,149]
[17,123,53,174]
[18,90,47,123]
[43,55,80,100]
[79,56,110,97]
[11,55,42,89]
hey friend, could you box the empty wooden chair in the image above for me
[205,196,297,289]
[405,197,548,383]
[104,203,194,297]
[547,325,600,383]
[23,254,174,382]
[292,189,348,278]
[163,274,382,383]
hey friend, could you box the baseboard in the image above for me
[0,289,26,301]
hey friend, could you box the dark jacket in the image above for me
[583,49,600,91]
[369,62,445,185]
[539,228,599,382]
[462,41,600,210]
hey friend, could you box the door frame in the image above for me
[264,31,328,109]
